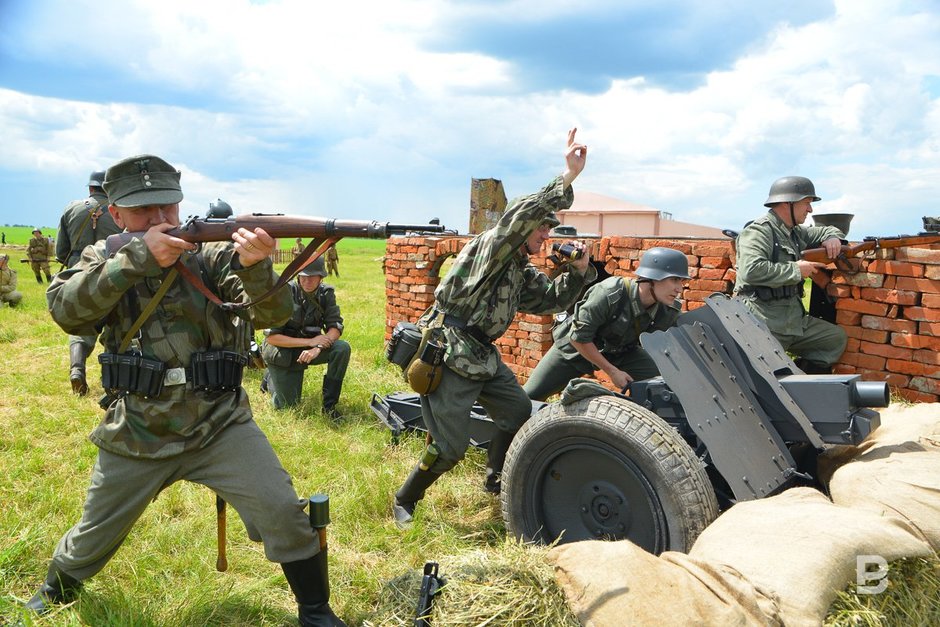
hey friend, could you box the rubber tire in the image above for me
[501,395,718,554]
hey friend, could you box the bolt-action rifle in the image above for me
[105,212,448,310]
[801,233,940,272]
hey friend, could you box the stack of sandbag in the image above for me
[823,403,940,551]
[548,403,940,626]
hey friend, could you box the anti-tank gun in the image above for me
[498,293,887,554]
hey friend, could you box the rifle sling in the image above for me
[173,237,341,312]
[118,268,179,353]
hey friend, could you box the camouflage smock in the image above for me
[733,210,843,337]
[553,276,681,360]
[0,264,16,294]
[424,176,597,380]
[261,281,343,369]
[47,237,292,459]
[56,191,122,268]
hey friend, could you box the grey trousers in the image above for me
[420,358,532,473]
[50,419,318,581]
[523,343,660,401]
[267,340,351,409]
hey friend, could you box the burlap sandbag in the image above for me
[548,539,782,626]
[688,487,933,626]
[824,403,940,551]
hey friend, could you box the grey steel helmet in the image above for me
[208,198,233,218]
[88,170,106,188]
[763,176,821,207]
[635,247,690,281]
[299,256,328,277]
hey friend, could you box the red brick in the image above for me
[866,260,925,277]
[910,377,940,395]
[894,277,940,294]
[920,321,940,336]
[860,315,917,334]
[832,273,885,288]
[699,256,733,269]
[643,240,693,253]
[886,359,926,376]
[698,268,727,280]
[921,293,940,308]
[845,338,861,353]
[903,307,940,322]
[896,388,939,403]
[894,246,940,264]
[912,349,940,365]
[859,341,913,360]
[889,333,940,350]
[858,288,919,305]
[835,299,889,316]
[688,279,731,292]
[837,310,863,325]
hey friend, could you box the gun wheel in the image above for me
[501,395,718,554]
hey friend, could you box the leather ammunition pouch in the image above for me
[739,283,803,301]
[385,321,422,371]
[99,350,248,397]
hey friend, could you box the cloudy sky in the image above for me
[1,0,938,238]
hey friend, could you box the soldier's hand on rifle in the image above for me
[797,259,828,278]
[562,127,588,188]
[143,223,198,268]
[822,236,842,259]
[233,227,276,267]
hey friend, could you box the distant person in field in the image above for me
[293,237,305,257]
[261,255,350,421]
[732,176,846,374]
[0,254,22,307]
[55,170,123,396]
[325,244,339,277]
[391,128,596,529]
[27,154,347,626]
[26,228,53,283]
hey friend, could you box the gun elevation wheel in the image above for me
[501,396,718,554]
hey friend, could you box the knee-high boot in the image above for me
[483,429,515,495]
[393,463,442,528]
[24,564,83,614]
[70,343,89,396]
[281,550,347,627]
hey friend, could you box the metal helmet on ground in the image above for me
[299,256,328,277]
[635,247,690,281]
[763,176,821,207]
[88,170,106,188]
[208,198,233,218]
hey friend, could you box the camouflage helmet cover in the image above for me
[764,176,821,207]
[635,247,691,281]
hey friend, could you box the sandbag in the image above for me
[688,487,932,626]
[825,403,940,551]
[548,539,782,626]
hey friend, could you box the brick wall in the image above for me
[384,236,940,402]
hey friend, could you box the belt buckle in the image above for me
[164,367,187,386]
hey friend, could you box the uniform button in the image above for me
[145,181,152,186]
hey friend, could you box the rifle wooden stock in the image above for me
[801,234,940,264]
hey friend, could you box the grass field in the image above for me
[0,239,936,626]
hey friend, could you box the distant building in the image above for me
[559,190,725,238]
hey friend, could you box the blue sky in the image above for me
[1,0,938,238]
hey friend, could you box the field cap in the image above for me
[103,155,183,208]
[299,256,328,277]
[32,228,42,234]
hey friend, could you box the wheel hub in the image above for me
[578,480,631,537]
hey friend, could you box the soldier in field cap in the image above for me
[27,227,53,283]
[55,170,123,395]
[28,154,347,625]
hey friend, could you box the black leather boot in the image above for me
[24,564,82,614]
[322,376,344,422]
[281,551,347,627]
[35,274,43,284]
[393,463,442,528]
[70,343,89,396]
[483,429,515,495]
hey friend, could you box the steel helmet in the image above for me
[88,170,106,188]
[635,247,690,281]
[208,198,233,218]
[299,256,328,277]
[763,176,821,207]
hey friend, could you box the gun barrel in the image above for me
[851,380,889,408]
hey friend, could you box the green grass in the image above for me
[0,240,936,626]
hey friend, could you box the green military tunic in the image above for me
[262,281,350,409]
[523,276,681,400]
[56,191,123,354]
[44,236,319,580]
[733,210,847,365]
[417,176,597,469]
[27,234,53,279]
